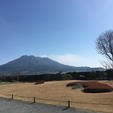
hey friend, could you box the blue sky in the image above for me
[0,0,113,67]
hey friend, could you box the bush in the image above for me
[34,81,44,85]
[83,88,112,93]
[62,74,72,80]
[66,81,93,87]
[66,81,113,93]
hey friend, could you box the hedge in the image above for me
[66,81,113,93]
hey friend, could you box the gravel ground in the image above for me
[0,98,102,113]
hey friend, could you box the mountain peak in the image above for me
[20,55,35,58]
[0,55,104,75]
[20,55,49,59]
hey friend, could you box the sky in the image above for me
[0,0,113,67]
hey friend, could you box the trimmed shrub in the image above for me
[66,81,113,93]
[83,88,112,93]
[34,81,44,85]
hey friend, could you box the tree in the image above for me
[96,30,113,69]
[62,74,72,80]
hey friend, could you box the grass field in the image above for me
[0,80,113,113]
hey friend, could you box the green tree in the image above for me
[62,74,72,80]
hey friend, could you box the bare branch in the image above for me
[96,30,113,69]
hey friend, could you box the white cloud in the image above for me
[49,54,82,66]
[41,54,102,67]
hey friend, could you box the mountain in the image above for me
[0,55,104,75]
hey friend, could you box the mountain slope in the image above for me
[0,55,104,75]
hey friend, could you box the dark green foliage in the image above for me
[0,70,112,82]
[61,74,72,80]
[83,88,113,93]
[105,69,113,80]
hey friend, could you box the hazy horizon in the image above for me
[0,54,103,68]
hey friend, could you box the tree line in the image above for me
[0,69,112,82]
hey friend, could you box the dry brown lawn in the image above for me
[0,80,113,113]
